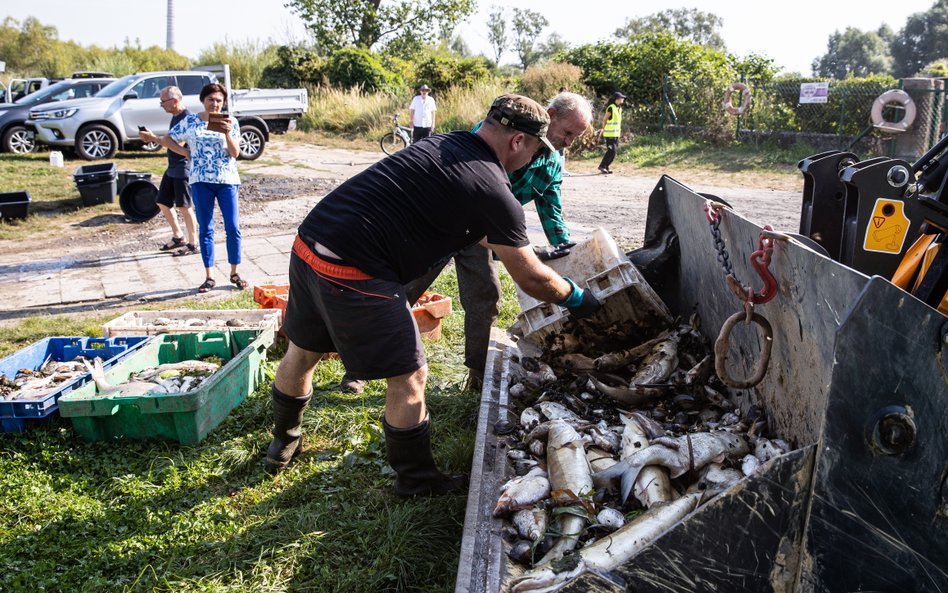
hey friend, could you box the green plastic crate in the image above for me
[58,329,273,444]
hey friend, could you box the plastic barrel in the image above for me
[119,180,160,222]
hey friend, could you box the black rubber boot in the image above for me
[337,373,365,394]
[264,385,311,473]
[383,416,468,497]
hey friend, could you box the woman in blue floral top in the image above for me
[167,83,248,292]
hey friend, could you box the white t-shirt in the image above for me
[410,94,437,128]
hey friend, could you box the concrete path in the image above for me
[0,232,295,311]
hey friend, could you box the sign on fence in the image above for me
[800,82,829,104]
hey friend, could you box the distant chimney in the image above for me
[166,0,175,50]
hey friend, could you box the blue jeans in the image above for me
[191,182,241,270]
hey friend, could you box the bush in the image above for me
[325,47,399,93]
[259,45,325,88]
[518,62,587,103]
[195,40,278,88]
[414,54,491,92]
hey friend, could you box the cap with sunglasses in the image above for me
[487,93,555,153]
[418,84,431,91]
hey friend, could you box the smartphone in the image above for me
[137,125,147,131]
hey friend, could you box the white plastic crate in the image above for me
[515,227,672,345]
[102,309,281,338]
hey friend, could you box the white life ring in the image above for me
[870,89,916,134]
[723,82,752,115]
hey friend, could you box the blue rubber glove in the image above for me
[558,277,602,319]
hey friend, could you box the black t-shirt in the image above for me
[165,109,191,178]
[299,131,529,283]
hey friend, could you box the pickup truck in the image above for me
[27,65,307,160]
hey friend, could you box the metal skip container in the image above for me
[456,175,947,593]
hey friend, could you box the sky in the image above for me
[2,0,939,76]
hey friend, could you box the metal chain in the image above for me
[709,215,735,278]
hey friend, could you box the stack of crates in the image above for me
[101,309,281,337]
[73,163,117,206]
[0,336,150,432]
[253,284,289,334]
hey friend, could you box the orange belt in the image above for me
[292,235,373,280]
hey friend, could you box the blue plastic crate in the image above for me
[0,335,151,432]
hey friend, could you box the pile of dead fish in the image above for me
[85,357,221,397]
[151,317,249,329]
[494,317,791,593]
[0,357,90,400]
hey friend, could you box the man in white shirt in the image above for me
[409,84,437,143]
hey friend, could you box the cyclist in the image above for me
[409,84,437,143]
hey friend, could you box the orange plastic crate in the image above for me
[253,284,289,309]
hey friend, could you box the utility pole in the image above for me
[166,0,175,51]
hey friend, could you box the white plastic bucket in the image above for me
[49,151,64,167]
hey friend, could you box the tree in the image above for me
[286,0,475,58]
[534,33,571,63]
[890,0,948,77]
[614,8,726,51]
[486,6,508,65]
[511,8,548,70]
[812,26,893,78]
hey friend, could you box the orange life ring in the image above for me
[870,89,916,134]
[723,82,752,115]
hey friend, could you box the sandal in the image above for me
[172,243,197,257]
[198,278,216,293]
[230,273,248,290]
[160,236,186,251]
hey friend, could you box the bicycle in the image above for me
[379,114,412,155]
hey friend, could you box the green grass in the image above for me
[0,268,518,592]
[0,150,167,241]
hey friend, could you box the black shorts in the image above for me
[282,252,425,380]
[156,175,192,208]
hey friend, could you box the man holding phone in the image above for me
[139,86,198,256]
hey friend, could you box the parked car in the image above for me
[0,72,114,103]
[27,67,307,160]
[0,76,114,153]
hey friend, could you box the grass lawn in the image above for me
[0,270,517,593]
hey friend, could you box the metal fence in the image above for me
[647,77,947,161]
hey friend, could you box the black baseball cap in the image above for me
[487,93,555,152]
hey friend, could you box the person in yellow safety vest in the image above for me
[598,91,625,174]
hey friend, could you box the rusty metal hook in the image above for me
[703,199,729,224]
[714,310,774,389]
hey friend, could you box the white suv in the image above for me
[28,70,215,160]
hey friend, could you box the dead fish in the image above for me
[586,376,665,407]
[630,336,678,386]
[509,383,526,399]
[595,507,625,531]
[529,439,546,458]
[132,360,219,382]
[593,334,668,371]
[556,353,596,372]
[516,359,557,386]
[494,467,551,517]
[695,462,744,492]
[585,446,617,475]
[520,407,542,431]
[754,437,790,463]
[684,354,714,386]
[741,454,762,477]
[620,412,674,508]
[510,492,705,593]
[84,358,158,397]
[585,423,620,454]
[595,431,749,503]
[537,401,581,423]
[535,419,593,566]
[513,507,548,542]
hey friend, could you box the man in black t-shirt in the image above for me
[264,95,601,497]
[140,86,197,256]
